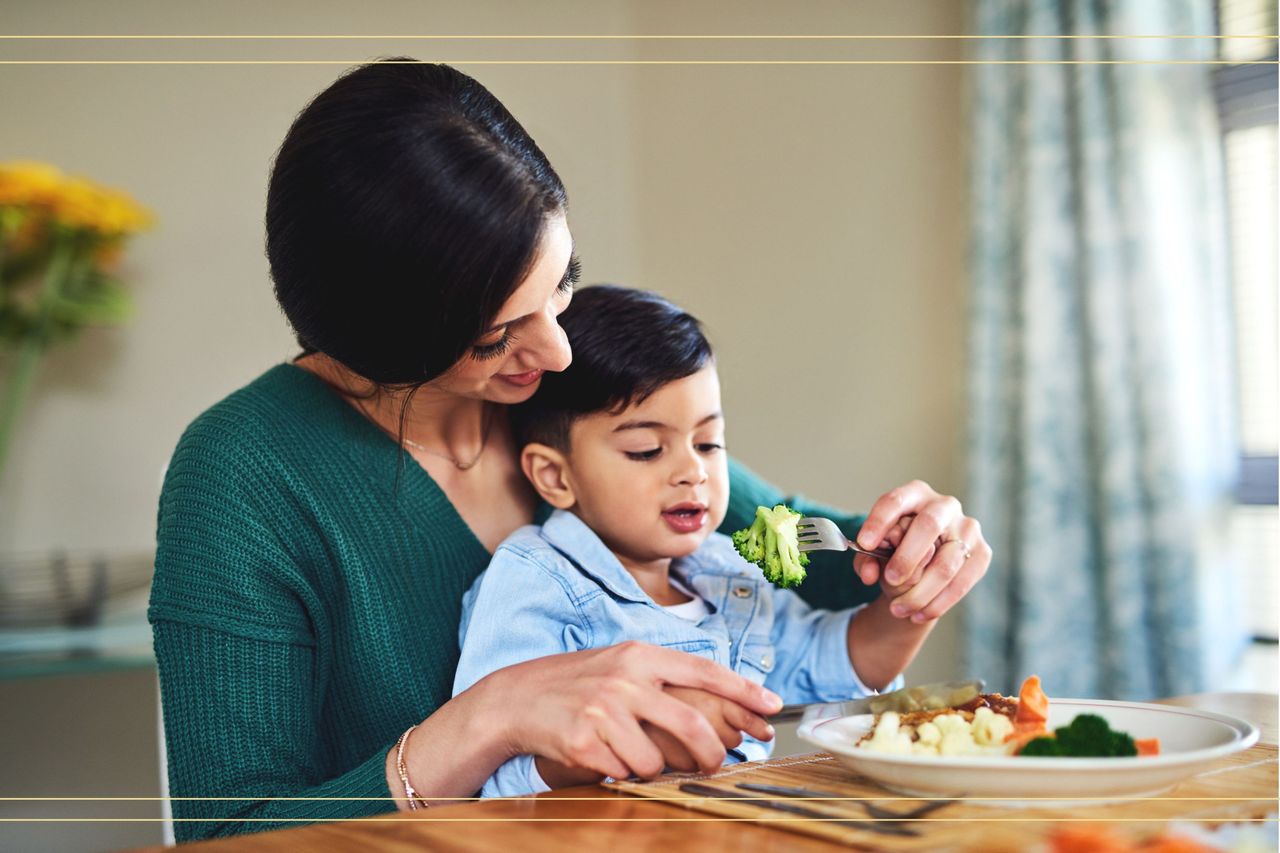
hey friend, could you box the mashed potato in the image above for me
[858,707,1015,757]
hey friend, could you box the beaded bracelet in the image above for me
[395,724,429,810]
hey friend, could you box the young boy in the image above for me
[452,285,932,797]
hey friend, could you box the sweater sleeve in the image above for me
[152,622,394,839]
[721,456,880,612]
[149,422,394,840]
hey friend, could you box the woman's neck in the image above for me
[296,353,491,459]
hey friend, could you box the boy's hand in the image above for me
[534,756,605,789]
[640,686,774,773]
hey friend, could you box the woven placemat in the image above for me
[606,746,1279,850]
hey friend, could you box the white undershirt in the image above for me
[663,575,711,621]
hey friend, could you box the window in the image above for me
[1215,0,1278,686]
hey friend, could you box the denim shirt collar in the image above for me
[540,509,654,603]
[539,509,756,606]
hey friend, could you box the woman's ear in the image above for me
[521,443,576,509]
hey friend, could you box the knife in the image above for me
[766,678,984,725]
[677,783,919,836]
[735,783,955,820]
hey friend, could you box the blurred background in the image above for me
[0,1,1275,850]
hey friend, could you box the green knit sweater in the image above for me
[150,363,875,840]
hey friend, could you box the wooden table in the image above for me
[128,692,1278,852]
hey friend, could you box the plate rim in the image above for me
[797,697,1261,770]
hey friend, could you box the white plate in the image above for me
[797,698,1259,806]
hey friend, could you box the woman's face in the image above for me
[431,215,577,403]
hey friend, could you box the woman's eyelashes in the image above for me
[471,258,578,360]
[561,256,581,292]
[551,262,578,305]
[471,333,514,360]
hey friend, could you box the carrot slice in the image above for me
[1047,825,1133,853]
[1016,674,1049,724]
[1135,738,1161,756]
[1005,727,1049,753]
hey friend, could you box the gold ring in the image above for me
[945,538,973,561]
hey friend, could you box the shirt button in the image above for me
[733,586,752,598]
[761,654,773,668]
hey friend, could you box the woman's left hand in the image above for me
[851,479,991,623]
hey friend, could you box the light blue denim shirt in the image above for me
[453,509,899,798]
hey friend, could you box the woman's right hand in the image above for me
[483,641,782,780]
[640,685,776,772]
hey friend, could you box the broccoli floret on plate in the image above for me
[1019,713,1138,758]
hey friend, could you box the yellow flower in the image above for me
[49,177,154,236]
[95,185,154,235]
[0,161,65,207]
[47,177,101,230]
[0,161,153,237]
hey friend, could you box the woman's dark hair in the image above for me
[512,285,713,450]
[266,59,567,385]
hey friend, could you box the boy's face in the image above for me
[557,364,729,569]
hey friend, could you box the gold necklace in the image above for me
[358,399,496,471]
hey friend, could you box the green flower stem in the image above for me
[0,212,8,287]
[0,206,27,275]
[0,229,76,484]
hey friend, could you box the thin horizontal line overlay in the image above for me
[1,794,1273,801]
[0,34,1277,40]
[2,817,1277,823]
[0,59,1276,66]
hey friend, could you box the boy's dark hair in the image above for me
[512,285,713,450]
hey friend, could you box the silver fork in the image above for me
[797,516,896,561]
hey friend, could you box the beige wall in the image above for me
[1,0,967,557]
[1,3,967,849]
[0,1,653,554]
[623,2,969,682]
[0,9,967,842]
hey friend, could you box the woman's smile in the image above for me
[498,368,545,387]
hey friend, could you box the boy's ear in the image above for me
[520,443,577,509]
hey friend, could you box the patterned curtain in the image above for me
[963,0,1243,700]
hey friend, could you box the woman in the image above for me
[150,60,990,840]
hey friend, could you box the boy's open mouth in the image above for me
[661,503,707,533]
